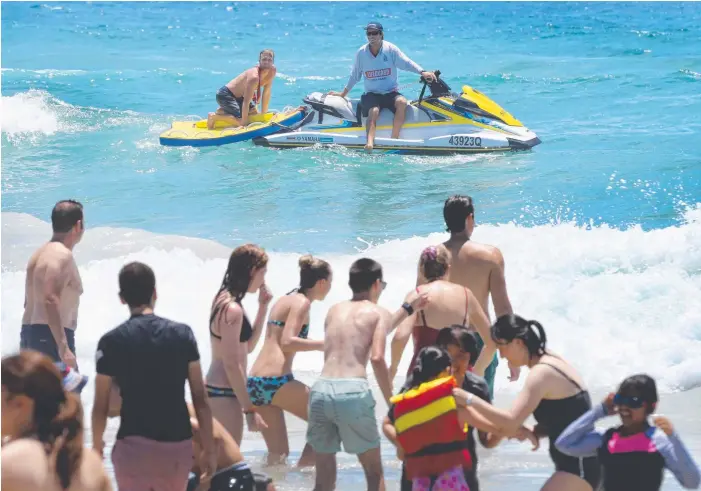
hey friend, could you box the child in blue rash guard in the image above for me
[556,374,701,491]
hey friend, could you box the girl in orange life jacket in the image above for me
[382,346,503,491]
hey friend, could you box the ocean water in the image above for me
[2,2,701,490]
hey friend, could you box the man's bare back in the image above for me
[440,237,511,319]
[23,242,82,328]
[438,195,517,390]
[321,300,389,380]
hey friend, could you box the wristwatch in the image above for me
[401,302,414,315]
[465,393,474,406]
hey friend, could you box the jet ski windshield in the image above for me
[427,77,454,98]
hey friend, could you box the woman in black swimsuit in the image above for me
[453,314,602,491]
[205,244,272,445]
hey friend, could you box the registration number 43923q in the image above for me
[448,135,482,147]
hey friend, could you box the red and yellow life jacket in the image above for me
[391,376,472,479]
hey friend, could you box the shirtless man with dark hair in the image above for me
[21,200,85,370]
[207,49,276,129]
[437,195,520,397]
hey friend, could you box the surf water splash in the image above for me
[0,89,154,142]
[2,207,700,394]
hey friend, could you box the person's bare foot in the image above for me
[364,141,374,153]
[207,112,216,130]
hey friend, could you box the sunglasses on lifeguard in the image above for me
[613,394,645,409]
[367,31,381,36]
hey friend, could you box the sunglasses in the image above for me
[381,280,387,290]
[613,394,645,409]
[366,31,381,36]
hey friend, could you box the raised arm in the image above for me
[390,313,415,382]
[248,285,271,354]
[454,367,549,435]
[281,297,323,352]
[390,44,424,75]
[652,417,701,489]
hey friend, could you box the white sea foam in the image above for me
[2,207,701,396]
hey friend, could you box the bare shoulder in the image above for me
[293,293,312,309]
[468,241,504,266]
[247,67,261,83]
[1,440,49,486]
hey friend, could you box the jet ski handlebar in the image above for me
[419,69,441,84]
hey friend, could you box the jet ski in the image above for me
[252,70,540,155]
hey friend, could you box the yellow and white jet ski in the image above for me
[253,71,540,155]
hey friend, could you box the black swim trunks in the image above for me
[20,324,76,362]
[216,86,255,119]
[187,463,272,491]
[360,91,402,117]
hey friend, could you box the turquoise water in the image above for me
[3,2,700,252]
[3,3,701,490]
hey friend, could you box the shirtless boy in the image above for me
[207,49,276,129]
[306,258,427,491]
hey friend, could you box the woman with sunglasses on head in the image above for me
[247,255,332,467]
[390,246,496,383]
[2,351,112,491]
[556,374,700,491]
[205,244,272,445]
[452,314,601,491]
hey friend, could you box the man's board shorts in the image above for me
[216,86,255,119]
[306,377,380,454]
[112,435,193,491]
[360,91,403,117]
[20,324,76,363]
[187,462,273,491]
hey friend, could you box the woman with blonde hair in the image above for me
[1,351,111,491]
[248,254,332,466]
[205,244,272,445]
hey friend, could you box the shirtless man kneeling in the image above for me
[207,49,276,130]
[306,258,428,491]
